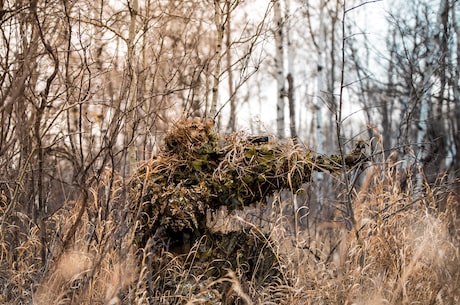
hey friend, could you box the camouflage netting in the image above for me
[130,117,367,247]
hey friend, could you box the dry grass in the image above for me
[285,158,460,305]
[1,137,460,304]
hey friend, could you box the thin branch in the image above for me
[345,0,383,14]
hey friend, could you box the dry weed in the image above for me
[1,124,460,304]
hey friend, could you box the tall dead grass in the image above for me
[285,156,460,304]
[1,158,460,304]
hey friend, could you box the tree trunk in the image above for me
[286,0,296,142]
[122,0,138,176]
[210,1,225,119]
[326,0,339,153]
[314,0,326,213]
[274,0,285,138]
[453,0,460,173]
[416,0,447,189]
[226,2,236,132]
[315,0,325,154]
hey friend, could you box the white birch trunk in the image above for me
[315,0,326,207]
[210,2,225,119]
[415,0,447,191]
[286,0,299,236]
[416,94,429,192]
[274,0,285,138]
[226,2,236,132]
[286,0,297,141]
[316,0,325,155]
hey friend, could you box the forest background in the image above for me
[2,0,460,304]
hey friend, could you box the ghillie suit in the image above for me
[131,117,367,247]
[129,117,367,303]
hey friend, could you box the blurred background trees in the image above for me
[1,0,460,269]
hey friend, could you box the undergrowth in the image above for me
[1,151,460,304]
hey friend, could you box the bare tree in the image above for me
[373,0,454,186]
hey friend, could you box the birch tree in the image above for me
[226,1,236,132]
[314,0,326,155]
[286,0,297,141]
[303,0,328,213]
[379,0,452,185]
[209,1,225,119]
[274,0,286,138]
